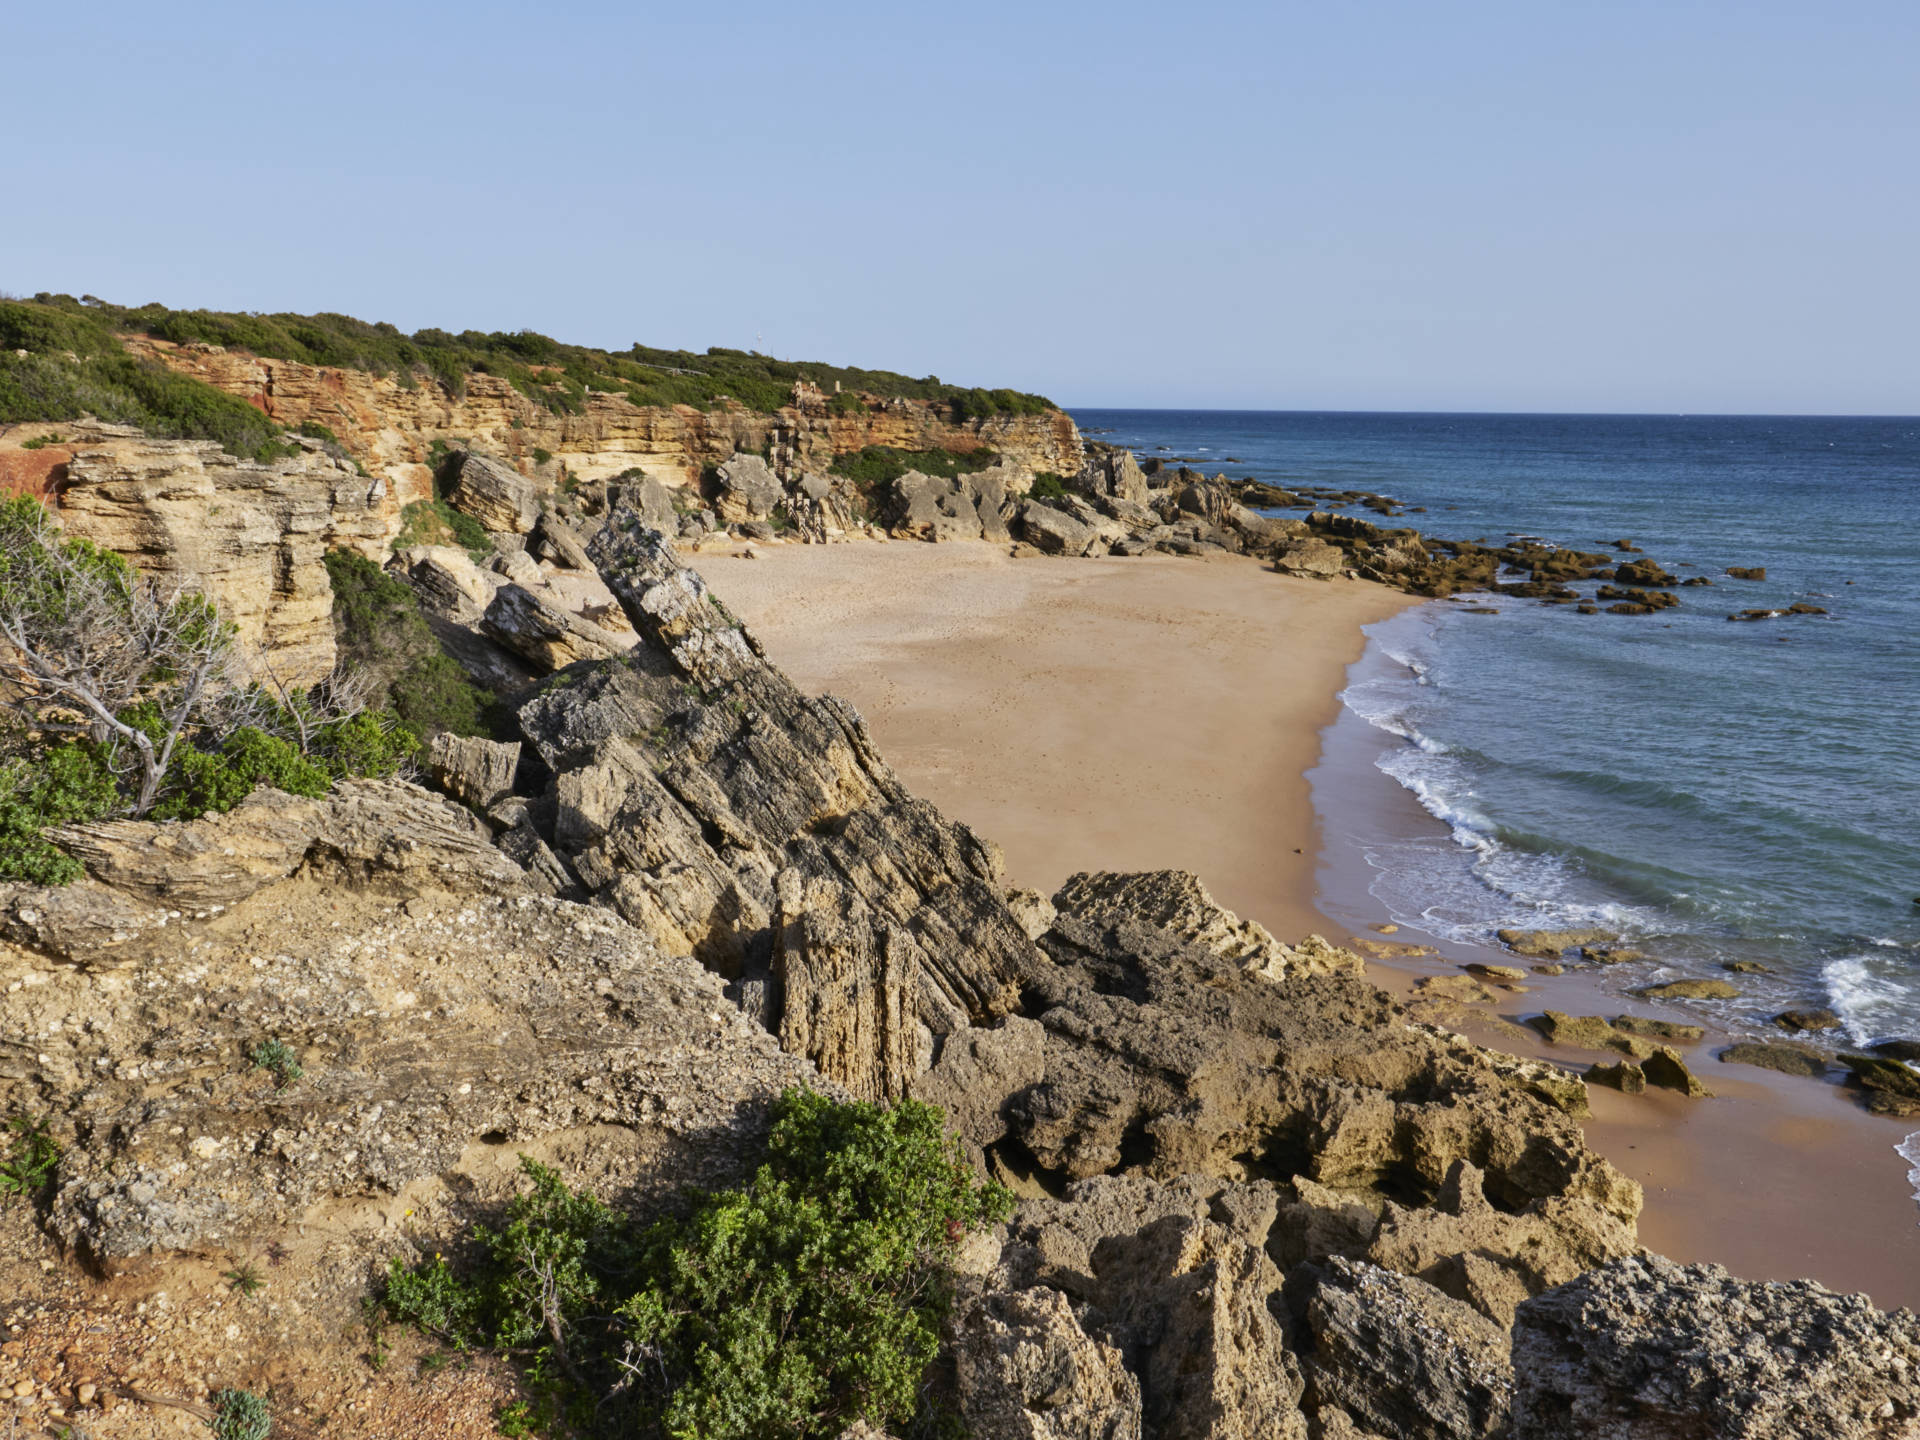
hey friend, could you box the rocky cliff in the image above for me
[4,422,393,685]
[5,510,1914,1438]
[120,335,1085,503]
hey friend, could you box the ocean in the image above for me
[1068,409,1920,1042]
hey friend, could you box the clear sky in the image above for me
[8,2,1916,414]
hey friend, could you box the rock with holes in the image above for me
[1511,1255,1920,1439]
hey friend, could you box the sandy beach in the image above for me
[694,538,1920,1310]
[694,541,1411,940]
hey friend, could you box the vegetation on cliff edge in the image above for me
[4,295,1055,438]
[383,1089,1012,1440]
[0,497,418,881]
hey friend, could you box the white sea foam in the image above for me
[1824,954,1917,1045]
[1897,1132,1920,1221]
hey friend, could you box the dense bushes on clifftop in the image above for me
[0,301,294,462]
[384,1089,1011,1440]
[3,294,1055,435]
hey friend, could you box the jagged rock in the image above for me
[772,868,918,1102]
[1005,897,1636,1238]
[1586,1060,1646,1093]
[1051,871,1286,975]
[1304,1257,1513,1440]
[400,544,501,621]
[1498,928,1615,958]
[885,471,987,543]
[544,511,1044,1095]
[1840,1055,1920,1117]
[482,582,630,672]
[912,1017,1046,1148]
[1511,1255,1920,1439]
[308,778,533,894]
[1530,1012,1649,1056]
[447,451,538,533]
[1020,501,1101,557]
[710,453,784,522]
[48,788,325,909]
[0,878,170,966]
[56,427,390,686]
[1006,888,1057,941]
[427,733,522,812]
[985,1177,1307,1440]
[1640,1046,1712,1097]
[493,544,546,589]
[1415,975,1496,1006]
[531,510,593,570]
[1581,946,1646,964]
[1360,1160,1637,1326]
[1075,449,1151,504]
[1775,1007,1844,1033]
[1465,963,1529,983]
[954,1286,1143,1440]
[1610,1015,1703,1041]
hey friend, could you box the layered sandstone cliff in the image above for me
[119,335,1084,503]
[4,422,393,685]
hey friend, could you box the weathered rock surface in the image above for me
[446,450,538,533]
[427,733,522,811]
[955,1285,1143,1440]
[1303,1257,1512,1440]
[1633,978,1740,1002]
[1511,1255,1920,1438]
[709,453,785,523]
[54,425,391,685]
[481,582,632,672]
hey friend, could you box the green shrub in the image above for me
[19,432,63,450]
[384,1090,1010,1439]
[531,447,552,467]
[828,445,999,492]
[250,1038,304,1089]
[1028,472,1071,502]
[394,499,492,562]
[148,726,330,822]
[296,420,341,444]
[0,744,118,884]
[0,1115,60,1201]
[826,391,866,416]
[208,1387,273,1440]
[323,549,494,740]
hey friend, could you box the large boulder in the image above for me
[709,453,784,523]
[447,451,539,533]
[1021,500,1102,556]
[1511,1256,1920,1439]
[886,471,986,543]
[400,543,502,622]
[482,583,630,672]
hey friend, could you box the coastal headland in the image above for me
[4,296,1918,1435]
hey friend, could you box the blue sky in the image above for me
[7,2,1915,413]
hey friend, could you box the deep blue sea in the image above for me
[1070,409,1920,1041]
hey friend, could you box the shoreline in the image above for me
[1312,609,1920,1306]
[692,538,1920,1311]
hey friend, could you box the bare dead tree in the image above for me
[248,646,371,754]
[0,499,250,815]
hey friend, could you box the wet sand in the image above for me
[692,539,1920,1310]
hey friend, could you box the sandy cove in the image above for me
[694,538,1920,1310]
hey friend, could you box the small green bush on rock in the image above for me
[383,1089,1011,1439]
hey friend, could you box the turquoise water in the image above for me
[1070,409,1920,1040]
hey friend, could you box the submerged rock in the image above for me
[1498,928,1615,958]
[1634,978,1741,1001]
[1774,1007,1844,1033]
[1720,1041,1831,1077]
